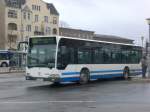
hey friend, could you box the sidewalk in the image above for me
[0,72,25,77]
[130,75,150,83]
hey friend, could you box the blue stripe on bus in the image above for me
[60,77,80,82]
[62,72,80,76]
[90,70,123,74]
[62,69,142,76]
[90,73,124,79]
[62,70,123,76]
[60,73,123,82]
[60,72,142,82]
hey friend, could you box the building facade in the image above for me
[93,34,134,44]
[59,27,94,40]
[0,0,59,50]
[59,27,134,44]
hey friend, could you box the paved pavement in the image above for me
[0,73,150,112]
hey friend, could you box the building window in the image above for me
[11,0,17,7]
[35,26,39,31]
[8,0,19,8]
[25,36,28,41]
[46,27,51,35]
[28,13,31,20]
[26,25,31,32]
[53,28,57,35]
[35,15,39,22]
[8,35,17,43]
[8,10,17,18]
[53,17,57,24]
[23,12,26,19]
[8,23,17,31]
[36,6,40,11]
[44,16,48,23]
[32,5,41,11]
[39,6,41,11]
[32,5,35,10]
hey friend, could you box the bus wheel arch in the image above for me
[123,66,130,80]
[1,62,8,67]
[79,68,90,84]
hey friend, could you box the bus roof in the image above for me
[29,35,140,47]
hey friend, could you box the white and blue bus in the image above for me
[0,50,14,67]
[0,50,27,68]
[26,36,142,84]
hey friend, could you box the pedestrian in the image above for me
[141,56,147,78]
[147,55,150,78]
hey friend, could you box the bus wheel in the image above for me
[1,63,8,67]
[52,82,61,86]
[123,67,130,80]
[79,69,90,84]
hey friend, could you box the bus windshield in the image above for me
[27,37,56,68]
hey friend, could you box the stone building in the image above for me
[59,27,94,40]
[0,0,59,50]
[93,34,134,44]
[59,27,134,44]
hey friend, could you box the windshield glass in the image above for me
[27,37,56,68]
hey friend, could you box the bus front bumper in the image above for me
[25,75,60,82]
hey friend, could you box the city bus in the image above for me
[26,36,142,84]
[0,50,26,68]
[0,50,13,67]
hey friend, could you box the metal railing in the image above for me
[0,51,26,73]
[0,67,25,73]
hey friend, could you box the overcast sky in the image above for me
[44,0,150,45]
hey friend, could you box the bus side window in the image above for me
[0,53,8,60]
[130,50,139,64]
[138,50,142,63]
[69,47,76,64]
[78,48,91,64]
[58,45,76,69]
[121,51,127,64]
[93,47,103,64]
[58,46,69,69]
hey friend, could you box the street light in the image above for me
[141,36,144,48]
[146,18,150,56]
[146,18,150,42]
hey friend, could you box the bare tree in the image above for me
[59,20,70,28]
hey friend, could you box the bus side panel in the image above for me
[60,65,81,82]
[60,64,142,82]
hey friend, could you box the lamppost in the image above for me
[146,18,150,42]
[146,18,150,56]
[141,36,144,48]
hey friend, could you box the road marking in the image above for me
[0,101,96,104]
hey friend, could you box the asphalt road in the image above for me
[0,73,150,112]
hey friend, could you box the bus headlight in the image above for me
[26,73,30,76]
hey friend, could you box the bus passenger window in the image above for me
[57,46,70,69]
[78,48,91,64]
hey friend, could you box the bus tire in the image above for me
[123,67,130,80]
[1,62,8,67]
[79,69,90,84]
[53,82,61,86]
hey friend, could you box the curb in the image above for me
[0,71,25,74]
[131,78,150,82]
